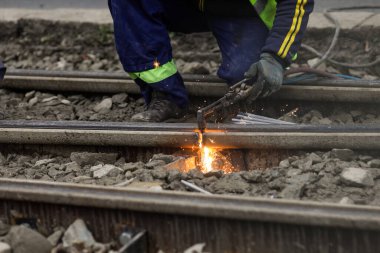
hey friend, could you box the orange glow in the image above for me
[197,131,234,173]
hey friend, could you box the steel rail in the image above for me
[2,70,380,102]
[1,120,380,133]
[1,75,228,97]
[1,178,380,230]
[1,179,380,252]
[0,120,380,149]
[5,69,380,88]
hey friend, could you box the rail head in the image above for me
[1,179,380,231]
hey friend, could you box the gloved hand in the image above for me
[244,53,284,100]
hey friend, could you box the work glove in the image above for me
[244,53,284,100]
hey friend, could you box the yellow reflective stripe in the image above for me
[277,0,306,58]
[282,0,307,58]
[128,60,177,84]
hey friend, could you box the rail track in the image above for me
[3,69,380,102]
[1,70,380,252]
[2,179,380,252]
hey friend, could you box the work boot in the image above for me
[131,92,186,122]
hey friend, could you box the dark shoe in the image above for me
[131,92,187,122]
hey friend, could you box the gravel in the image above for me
[1,149,380,206]
[0,218,212,253]
[0,20,378,124]
[0,20,379,78]
[1,86,380,125]
[0,219,116,253]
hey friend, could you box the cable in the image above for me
[284,67,340,79]
[301,44,380,68]
[303,5,380,69]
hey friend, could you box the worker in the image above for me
[108,0,314,122]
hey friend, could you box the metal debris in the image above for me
[181,180,212,195]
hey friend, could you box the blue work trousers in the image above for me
[108,0,269,108]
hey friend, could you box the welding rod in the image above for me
[235,115,293,124]
[232,119,274,125]
[235,113,296,125]
[241,112,295,123]
[181,180,213,195]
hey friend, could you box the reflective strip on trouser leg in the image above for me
[134,72,189,109]
[128,60,177,84]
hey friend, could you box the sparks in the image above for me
[197,131,234,173]
[153,59,160,69]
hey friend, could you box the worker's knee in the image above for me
[217,60,253,85]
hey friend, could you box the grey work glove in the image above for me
[244,53,284,100]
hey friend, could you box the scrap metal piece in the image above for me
[181,180,212,195]
[118,229,148,253]
[232,112,296,125]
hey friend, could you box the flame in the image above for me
[200,146,217,173]
[197,131,234,173]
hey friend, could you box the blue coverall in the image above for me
[108,0,314,108]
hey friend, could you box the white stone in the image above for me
[341,167,374,187]
[0,242,11,253]
[65,162,81,173]
[28,97,38,106]
[25,90,36,99]
[93,98,112,113]
[90,164,103,172]
[60,99,71,105]
[339,197,354,205]
[47,230,63,246]
[41,96,58,103]
[62,219,95,248]
[92,164,122,179]
[279,159,290,168]
[34,158,56,167]
[184,243,206,253]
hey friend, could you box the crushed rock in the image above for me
[0,148,379,205]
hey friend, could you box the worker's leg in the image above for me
[208,15,269,85]
[108,0,208,109]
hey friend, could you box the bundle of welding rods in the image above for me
[232,112,296,125]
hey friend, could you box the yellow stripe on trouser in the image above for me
[277,0,307,59]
